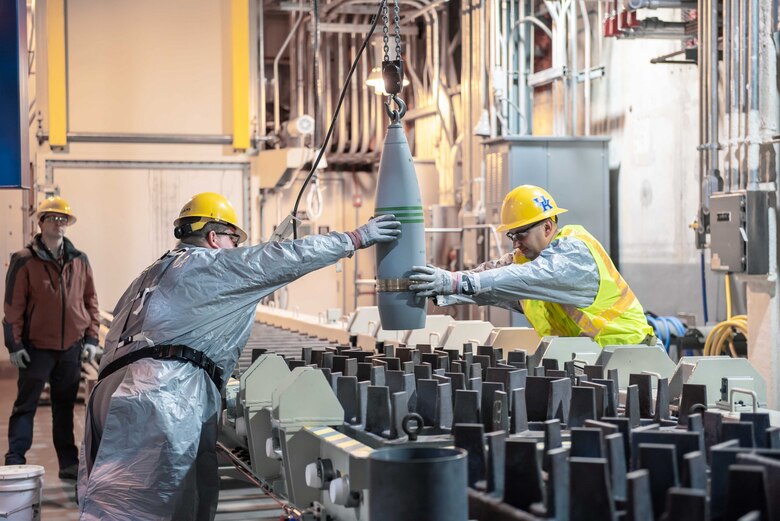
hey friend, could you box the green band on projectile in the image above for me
[376,206,423,212]
[376,206,424,224]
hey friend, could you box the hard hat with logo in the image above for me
[173,192,248,243]
[495,185,567,233]
[36,196,77,225]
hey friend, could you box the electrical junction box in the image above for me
[709,191,772,274]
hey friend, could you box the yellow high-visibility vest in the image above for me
[518,225,653,347]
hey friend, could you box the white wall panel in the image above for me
[0,190,27,362]
[52,167,245,311]
[66,0,226,134]
[592,36,700,265]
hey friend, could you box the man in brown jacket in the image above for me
[2,196,100,480]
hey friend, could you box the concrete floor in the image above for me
[0,375,285,520]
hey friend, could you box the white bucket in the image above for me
[0,466,44,521]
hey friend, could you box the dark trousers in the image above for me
[5,343,81,469]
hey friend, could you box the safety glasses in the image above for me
[505,220,544,242]
[215,232,241,247]
[42,214,69,225]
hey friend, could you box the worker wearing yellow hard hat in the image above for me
[173,191,248,244]
[4,195,100,481]
[35,195,78,225]
[78,192,401,518]
[410,185,655,347]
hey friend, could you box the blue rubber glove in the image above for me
[409,265,458,297]
[346,214,401,249]
[10,349,30,369]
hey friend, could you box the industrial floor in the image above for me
[0,376,285,520]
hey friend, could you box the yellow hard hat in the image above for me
[173,192,247,243]
[495,185,567,233]
[36,196,77,225]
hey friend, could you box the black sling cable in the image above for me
[289,0,385,239]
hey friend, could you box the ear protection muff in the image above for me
[174,220,211,239]
[174,223,193,239]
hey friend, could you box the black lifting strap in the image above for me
[98,344,224,390]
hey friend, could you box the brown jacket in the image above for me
[3,235,99,352]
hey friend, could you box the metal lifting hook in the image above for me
[384,94,407,123]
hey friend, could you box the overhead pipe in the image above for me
[257,3,267,140]
[544,0,562,134]
[316,0,437,159]
[746,0,760,190]
[619,19,689,39]
[507,0,516,134]
[273,12,305,135]
[696,0,707,247]
[348,27,360,156]
[569,0,577,134]
[597,0,603,63]
[36,131,271,146]
[360,15,372,155]
[723,0,732,192]
[312,0,322,145]
[739,0,748,188]
[490,0,500,135]
[509,16,553,40]
[697,0,721,236]
[336,28,348,154]
[543,0,573,135]
[495,13,510,135]
[579,0,591,135]
[708,0,720,193]
[627,0,696,8]
[403,0,449,21]
[509,14,545,133]
[561,0,573,135]
[478,0,490,136]
[724,0,741,190]
[322,28,334,148]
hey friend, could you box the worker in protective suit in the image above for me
[77,192,401,520]
[409,185,655,347]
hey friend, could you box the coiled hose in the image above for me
[704,273,747,357]
[645,314,687,352]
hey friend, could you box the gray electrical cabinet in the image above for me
[709,191,772,274]
[484,136,611,252]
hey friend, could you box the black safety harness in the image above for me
[98,344,224,390]
[96,249,224,390]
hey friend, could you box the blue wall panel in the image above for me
[0,0,30,189]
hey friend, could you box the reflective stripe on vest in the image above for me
[557,229,637,337]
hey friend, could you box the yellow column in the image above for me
[231,0,250,150]
[47,0,67,148]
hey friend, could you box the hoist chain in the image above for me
[382,0,390,62]
[380,0,406,122]
[394,0,401,59]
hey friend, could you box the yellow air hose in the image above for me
[703,273,747,356]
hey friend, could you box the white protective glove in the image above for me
[346,214,402,249]
[9,349,31,369]
[82,343,100,363]
[409,265,459,297]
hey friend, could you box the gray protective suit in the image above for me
[78,233,355,520]
[436,235,600,310]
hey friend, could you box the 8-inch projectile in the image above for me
[374,121,426,330]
